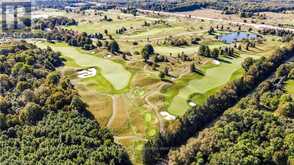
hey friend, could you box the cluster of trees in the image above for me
[162,37,189,47]
[259,28,294,42]
[108,40,120,54]
[44,28,95,50]
[168,109,294,164]
[0,41,131,164]
[139,2,208,12]
[2,16,98,51]
[143,20,169,27]
[142,44,155,62]
[198,45,235,59]
[239,11,267,19]
[157,36,200,47]
[0,30,95,50]
[100,15,113,22]
[206,0,294,13]
[168,63,294,164]
[32,16,78,30]
[177,52,193,62]
[0,111,131,164]
[143,43,294,165]
[116,27,127,34]
[239,62,294,116]
[120,8,138,16]
[168,62,294,164]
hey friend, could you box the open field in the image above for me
[181,9,294,29]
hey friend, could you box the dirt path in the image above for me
[114,136,147,141]
[144,82,167,133]
[107,95,118,128]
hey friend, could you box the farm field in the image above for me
[181,9,294,28]
[30,8,287,164]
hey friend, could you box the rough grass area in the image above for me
[285,80,294,95]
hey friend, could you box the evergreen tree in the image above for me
[142,44,154,62]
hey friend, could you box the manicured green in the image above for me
[167,56,250,115]
[36,42,132,91]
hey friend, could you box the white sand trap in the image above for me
[189,101,197,107]
[160,111,176,121]
[77,68,96,79]
[213,60,221,65]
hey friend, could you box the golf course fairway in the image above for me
[168,56,249,116]
[36,42,131,90]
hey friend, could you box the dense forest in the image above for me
[141,0,294,13]
[168,62,294,164]
[143,43,294,165]
[0,41,131,164]
[204,0,294,13]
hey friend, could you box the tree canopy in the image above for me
[0,41,131,164]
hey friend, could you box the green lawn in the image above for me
[167,56,250,116]
[165,38,282,116]
[66,18,144,34]
[35,42,132,91]
[154,45,198,56]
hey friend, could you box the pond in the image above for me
[219,32,257,43]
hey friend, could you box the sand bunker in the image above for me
[189,101,197,107]
[160,111,176,121]
[77,68,96,79]
[212,60,221,65]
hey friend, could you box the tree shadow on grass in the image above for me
[218,58,232,64]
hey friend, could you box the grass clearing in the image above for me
[154,45,199,56]
[76,86,113,126]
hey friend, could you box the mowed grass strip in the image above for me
[36,42,132,91]
[166,39,282,116]
[167,56,248,116]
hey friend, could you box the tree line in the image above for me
[167,62,294,164]
[143,43,294,165]
[32,16,78,30]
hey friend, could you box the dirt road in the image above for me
[106,95,118,128]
